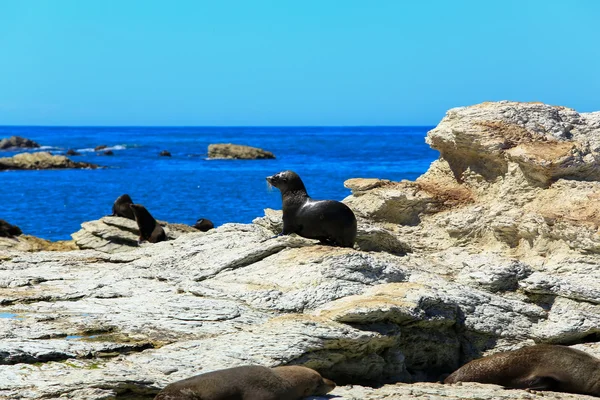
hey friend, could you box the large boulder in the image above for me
[208,143,275,159]
[0,152,99,170]
[0,136,40,150]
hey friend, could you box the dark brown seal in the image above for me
[129,204,166,243]
[0,219,22,238]
[154,365,336,400]
[266,170,357,247]
[444,344,600,397]
[111,194,135,220]
[193,218,214,232]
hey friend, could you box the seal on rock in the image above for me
[129,204,166,243]
[0,219,22,238]
[266,170,357,247]
[154,365,336,400]
[194,218,214,232]
[444,344,600,397]
[111,194,135,220]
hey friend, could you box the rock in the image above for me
[208,143,275,160]
[0,152,99,170]
[159,150,172,157]
[71,216,199,253]
[0,219,22,238]
[103,150,114,156]
[0,136,40,150]
[193,218,214,232]
[94,145,107,151]
[3,101,600,400]
[66,149,81,156]
[0,235,77,252]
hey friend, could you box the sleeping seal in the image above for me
[445,344,600,397]
[154,365,336,400]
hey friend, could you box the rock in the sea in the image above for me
[66,149,80,156]
[159,150,172,157]
[0,136,40,150]
[0,219,22,238]
[208,143,275,160]
[103,150,114,156]
[0,152,99,170]
[94,145,107,151]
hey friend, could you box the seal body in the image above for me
[154,365,336,400]
[266,170,357,247]
[129,204,166,243]
[0,219,22,238]
[445,344,600,397]
[112,194,135,220]
[194,218,214,232]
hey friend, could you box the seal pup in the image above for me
[129,204,166,243]
[444,344,600,397]
[266,170,357,247]
[194,218,214,232]
[154,365,336,400]
[111,194,135,220]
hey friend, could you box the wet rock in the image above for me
[66,149,81,156]
[159,150,172,157]
[0,136,40,150]
[0,152,99,170]
[94,145,107,151]
[103,150,114,156]
[208,143,275,160]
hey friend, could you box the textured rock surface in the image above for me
[71,216,199,253]
[208,143,276,159]
[2,101,600,399]
[0,152,99,170]
[0,136,40,150]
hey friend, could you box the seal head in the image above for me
[266,170,357,247]
[112,194,135,220]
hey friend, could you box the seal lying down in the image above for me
[154,365,336,400]
[266,170,357,248]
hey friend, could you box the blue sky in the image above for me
[0,0,598,126]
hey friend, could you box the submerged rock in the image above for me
[66,149,81,156]
[0,136,40,150]
[0,152,99,170]
[159,150,172,157]
[208,143,275,159]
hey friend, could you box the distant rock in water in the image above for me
[72,216,198,253]
[95,145,108,151]
[208,143,275,160]
[159,150,172,157]
[0,219,22,238]
[66,149,81,156]
[0,152,99,170]
[0,136,41,150]
[103,150,114,156]
[194,218,214,232]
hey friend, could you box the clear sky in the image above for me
[0,0,598,126]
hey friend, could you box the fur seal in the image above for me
[444,344,600,397]
[194,218,214,232]
[266,170,357,247]
[0,219,22,238]
[154,365,336,400]
[111,194,135,220]
[129,204,166,243]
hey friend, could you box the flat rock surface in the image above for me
[0,152,99,170]
[2,102,600,400]
[207,143,276,159]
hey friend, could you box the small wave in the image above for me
[77,144,127,152]
[38,146,62,151]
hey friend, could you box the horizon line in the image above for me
[0,124,437,129]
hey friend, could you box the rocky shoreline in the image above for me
[1,101,600,399]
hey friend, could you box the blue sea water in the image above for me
[0,126,438,241]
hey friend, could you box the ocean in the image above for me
[0,126,439,241]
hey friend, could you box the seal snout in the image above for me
[321,377,336,394]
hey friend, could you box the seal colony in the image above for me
[154,365,335,400]
[445,344,600,397]
[266,170,357,247]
